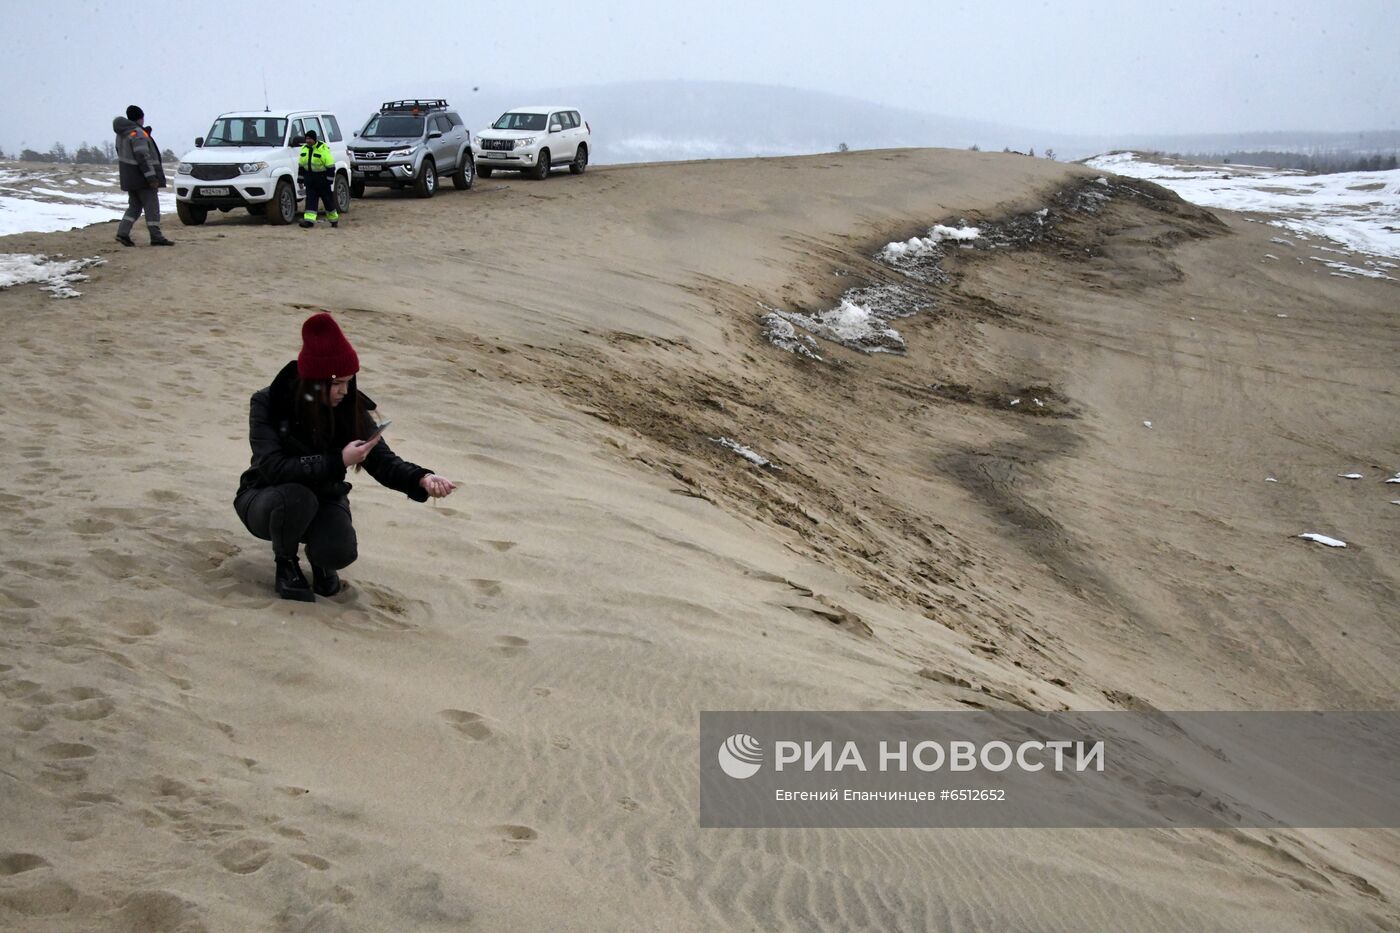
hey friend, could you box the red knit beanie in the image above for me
[297,312,359,380]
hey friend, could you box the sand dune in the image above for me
[1,149,1397,930]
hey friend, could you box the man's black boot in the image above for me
[311,564,342,597]
[149,235,175,246]
[275,557,315,602]
[115,234,135,247]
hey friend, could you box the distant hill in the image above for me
[15,79,1396,169]
[332,80,1060,165]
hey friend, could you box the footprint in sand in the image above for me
[70,518,116,536]
[0,853,49,876]
[439,709,494,740]
[491,635,528,657]
[54,687,115,722]
[292,852,331,871]
[39,742,96,760]
[483,540,517,552]
[470,579,503,597]
[214,838,273,875]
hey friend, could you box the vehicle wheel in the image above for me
[453,155,475,190]
[569,143,588,175]
[478,165,493,178]
[335,173,351,213]
[414,160,437,198]
[530,149,550,180]
[350,178,365,198]
[176,201,207,226]
[266,179,295,225]
[248,203,267,216]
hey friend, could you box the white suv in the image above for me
[473,106,590,180]
[174,109,352,225]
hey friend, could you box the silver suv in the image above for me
[349,99,475,198]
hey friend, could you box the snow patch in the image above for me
[0,253,106,298]
[1297,533,1346,548]
[711,437,778,470]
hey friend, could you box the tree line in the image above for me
[1170,149,1399,174]
[0,140,178,164]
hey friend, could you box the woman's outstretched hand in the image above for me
[419,474,456,498]
[342,435,383,467]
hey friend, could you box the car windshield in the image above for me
[203,117,287,147]
[492,112,547,131]
[361,115,425,138]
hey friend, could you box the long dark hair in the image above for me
[292,376,377,467]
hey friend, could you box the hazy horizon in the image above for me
[3,0,1397,156]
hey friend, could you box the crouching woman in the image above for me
[235,312,455,601]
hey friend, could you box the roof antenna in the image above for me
[262,69,270,112]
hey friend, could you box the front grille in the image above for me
[191,164,240,180]
[353,149,387,160]
[481,138,514,151]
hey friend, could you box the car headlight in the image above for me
[387,147,415,160]
[177,162,193,175]
[514,137,536,148]
[238,161,269,175]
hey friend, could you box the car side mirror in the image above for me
[549,124,562,133]
[195,137,203,147]
[428,130,443,139]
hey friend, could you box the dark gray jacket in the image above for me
[113,116,167,191]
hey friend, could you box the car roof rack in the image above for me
[380,99,449,114]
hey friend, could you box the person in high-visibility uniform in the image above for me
[298,130,339,229]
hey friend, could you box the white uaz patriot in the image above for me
[174,110,352,226]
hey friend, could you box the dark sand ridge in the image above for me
[0,149,1397,930]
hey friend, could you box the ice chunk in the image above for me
[1297,533,1346,548]
[711,437,778,470]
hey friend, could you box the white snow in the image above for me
[1265,477,1279,483]
[0,196,125,237]
[1142,420,1153,428]
[1084,152,1400,260]
[764,297,907,355]
[0,253,106,298]
[1297,533,1347,548]
[1338,473,1364,480]
[1386,475,1400,485]
[711,437,778,469]
[879,224,980,263]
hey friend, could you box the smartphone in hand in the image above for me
[365,420,392,443]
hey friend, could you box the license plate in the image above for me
[483,152,505,159]
[201,187,230,196]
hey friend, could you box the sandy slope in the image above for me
[1,149,1397,931]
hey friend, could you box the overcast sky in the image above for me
[3,0,1396,154]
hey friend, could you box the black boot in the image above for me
[275,557,315,602]
[149,234,175,246]
[115,233,135,247]
[311,564,342,597]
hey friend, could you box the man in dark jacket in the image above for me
[113,104,173,246]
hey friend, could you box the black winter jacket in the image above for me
[236,361,432,503]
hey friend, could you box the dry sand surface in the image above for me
[1,149,1398,931]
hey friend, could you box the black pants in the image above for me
[235,484,357,569]
[303,173,338,222]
